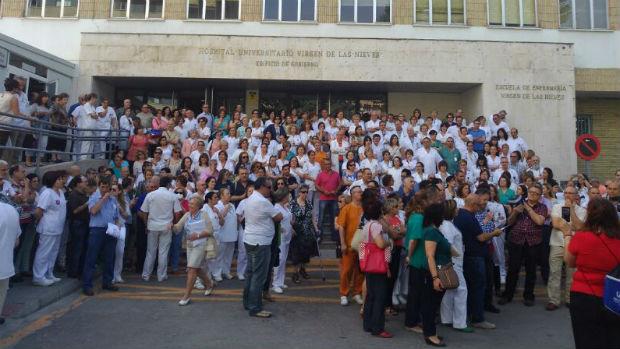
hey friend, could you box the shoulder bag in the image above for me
[437,262,459,290]
[359,222,391,274]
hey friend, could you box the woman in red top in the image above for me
[565,198,620,349]
[127,127,149,163]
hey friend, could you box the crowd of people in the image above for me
[1,75,620,348]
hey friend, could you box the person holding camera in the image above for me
[546,186,585,311]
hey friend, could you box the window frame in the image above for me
[262,0,317,22]
[486,0,538,27]
[558,0,608,29]
[110,0,166,19]
[338,0,393,24]
[186,0,241,20]
[413,0,467,25]
[26,0,80,18]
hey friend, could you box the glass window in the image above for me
[193,0,239,19]
[488,0,537,27]
[188,0,203,18]
[432,0,448,23]
[339,0,391,23]
[451,0,464,23]
[559,0,573,27]
[112,0,164,19]
[592,0,608,28]
[27,0,79,17]
[264,0,315,21]
[415,0,465,24]
[224,0,239,18]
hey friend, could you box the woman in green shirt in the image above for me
[497,176,516,205]
[423,202,456,347]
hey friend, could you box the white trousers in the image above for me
[236,227,247,277]
[79,130,94,160]
[142,230,171,281]
[492,234,507,283]
[272,230,292,288]
[114,238,126,281]
[33,234,62,281]
[392,250,409,301]
[209,241,236,278]
[93,130,108,160]
[440,265,468,329]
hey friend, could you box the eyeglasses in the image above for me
[241,156,248,159]
[300,190,308,194]
[529,191,541,196]
[277,182,285,186]
[155,152,162,155]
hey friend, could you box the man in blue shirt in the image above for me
[82,177,120,296]
[467,118,486,157]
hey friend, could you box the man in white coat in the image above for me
[414,137,442,176]
[0,202,21,325]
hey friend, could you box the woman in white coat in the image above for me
[214,188,238,280]
[439,200,473,332]
[271,187,293,294]
[204,191,225,282]
[33,170,67,286]
[235,185,254,280]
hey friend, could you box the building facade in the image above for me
[0,0,619,179]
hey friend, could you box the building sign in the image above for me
[495,84,568,101]
[0,47,8,68]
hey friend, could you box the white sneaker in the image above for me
[213,275,223,282]
[281,284,288,289]
[238,275,246,281]
[353,294,364,305]
[204,286,214,296]
[194,279,205,290]
[48,276,61,284]
[272,286,284,294]
[178,298,191,306]
[113,277,125,284]
[157,275,168,282]
[340,296,349,306]
[142,275,150,282]
[33,278,54,287]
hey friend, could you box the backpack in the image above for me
[598,235,620,316]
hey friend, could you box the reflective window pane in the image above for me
[451,0,464,23]
[505,0,520,26]
[416,0,429,23]
[28,0,43,16]
[148,0,164,18]
[264,0,279,20]
[282,0,298,21]
[205,0,219,19]
[488,0,502,24]
[575,0,591,29]
[112,0,128,17]
[432,0,448,23]
[357,0,373,23]
[188,0,203,18]
[340,0,354,21]
[129,0,147,18]
[559,0,573,28]
[63,0,79,16]
[522,0,536,26]
[225,0,239,19]
[376,0,390,22]
[592,0,608,28]
[45,0,61,17]
[300,0,315,20]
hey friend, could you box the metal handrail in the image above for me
[0,111,131,169]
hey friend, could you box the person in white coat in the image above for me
[414,137,442,176]
[235,185,254,280]
[272,188,293,294]
[214,188,238,281]
[204,191,225,282]
[0,202,21,325]
[439,200,472,332]
[78,93,99,160]
[32,170,67,286]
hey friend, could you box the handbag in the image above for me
[204,236,218,260]
[350,217,366,252]
[437,262,459,290]
[359,222,391,274]
[597,235,620,316]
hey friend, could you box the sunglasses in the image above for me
[300,190,308,194]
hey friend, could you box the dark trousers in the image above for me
[67,220,89,278]
[317,200,338,241]
[243,243,271,316]
[539,225,552,284]
[82,227,117,291]
[135,217,147,273]
[363,273,388,335]
[464,256,486,323]
[570,291,620,349]
[405,267,425,327]
[503,242,541,301]
[420,269,445,337]
[385,246,402,308]
[484,254,496,307]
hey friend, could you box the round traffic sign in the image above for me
[575,134,601,161]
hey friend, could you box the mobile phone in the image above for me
[561,206,571,221]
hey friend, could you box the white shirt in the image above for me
[78,102,97,129]
[36,187,67,235]
[492,168,519,185]
[365,119,380,132]
[439,220,463,267]
[215,202,238,242]
[0,202,21,279]
[414,147,442,176]
[489,121,509,137]
[550,204,587,247]
[302,160,321,191]
[507,136,528,155]
[141,187,182,231]
[243,191,279,246]
[95,106,116,130]
[275,203,293,235]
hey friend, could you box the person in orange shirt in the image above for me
[336,185,364,306]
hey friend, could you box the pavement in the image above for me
[2,278,80,320]
[0,257,574,349]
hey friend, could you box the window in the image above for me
[111,0,165,19]
[26,0,79,17]
[187,0,240,19]
[559,0,607,29]
[488,0,536,26]
[263,0,315,21]
[339,0,391,23]
[576,114,592,135]
[414,0,464,24]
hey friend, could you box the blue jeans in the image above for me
[464,256,486,323]
[318,199,338,240]
[169,231,184,272]
[67,220,89,278]
[243,243,271,316]
[82,227,117,291]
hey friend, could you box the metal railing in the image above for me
[0,111,130,169]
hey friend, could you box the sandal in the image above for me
[252,310,272,318]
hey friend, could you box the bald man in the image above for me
[453,194,502,330]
